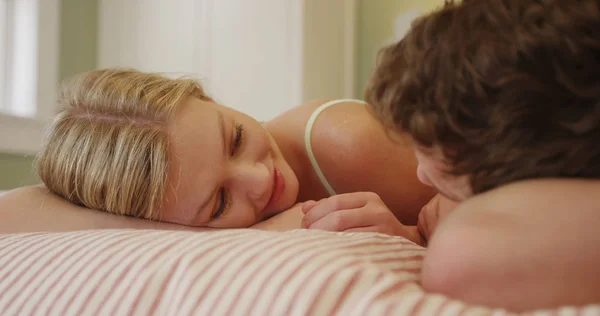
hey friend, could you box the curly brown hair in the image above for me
[365,0,600,194]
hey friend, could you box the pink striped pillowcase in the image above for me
[0,229,598,316]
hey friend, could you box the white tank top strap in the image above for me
[304,99,368,196]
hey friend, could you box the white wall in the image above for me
[99,0,197,74]
[196,0,304,121]
[98,0,356,122]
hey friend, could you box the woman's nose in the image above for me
[230,161,271,202]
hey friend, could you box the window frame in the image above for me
[0,0,60,155]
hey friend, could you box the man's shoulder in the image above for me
[460,178,600,215]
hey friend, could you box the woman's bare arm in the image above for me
[251,203,304,231]
[0,185,303,234]
[0,185,208,233]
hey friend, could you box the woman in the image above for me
[0,68,434,232]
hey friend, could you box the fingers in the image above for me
[302,192,380,227]
[301,193,407,237]
[308,207,371,232]
[301,200,317,214]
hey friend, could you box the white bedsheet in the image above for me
[0,229,598,316]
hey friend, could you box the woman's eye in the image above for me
[212,189,229,220]
[231,123,244,156]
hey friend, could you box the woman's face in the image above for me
[414,146,472,202]
[160,97,299,228]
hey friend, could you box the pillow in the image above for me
[0,229,597,316]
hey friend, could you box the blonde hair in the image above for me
[37,69,211,220]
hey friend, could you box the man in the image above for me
[302,0,600,311]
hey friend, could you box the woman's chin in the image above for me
[284,171,300,205]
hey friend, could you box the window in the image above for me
[0,0,59,154]
[1,0,42,117]
[0,0,7,113]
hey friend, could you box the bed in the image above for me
[0,229,598,315]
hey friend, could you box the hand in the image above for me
[301,192,406,236]
[251,203,304,232]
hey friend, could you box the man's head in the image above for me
[366,0,600,199]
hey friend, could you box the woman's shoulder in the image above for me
[267,99,432,221]
[268,99,368,127]
[269,98,389,163]
[299,99,414,168]
[303,99,431,220]
[266,98,377,161]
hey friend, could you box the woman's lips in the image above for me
[263,167,285,213]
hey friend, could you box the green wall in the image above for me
[0,0,98,190]
[59,0,98,84]
[357,0,445,97]
[0,153,39,190]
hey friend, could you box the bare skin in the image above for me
[298,140,599,311]
[301,192,459,247]
[0,185,303,234]
[267,99,434,224]
[422,179,600,311]
[300,178,600,311]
